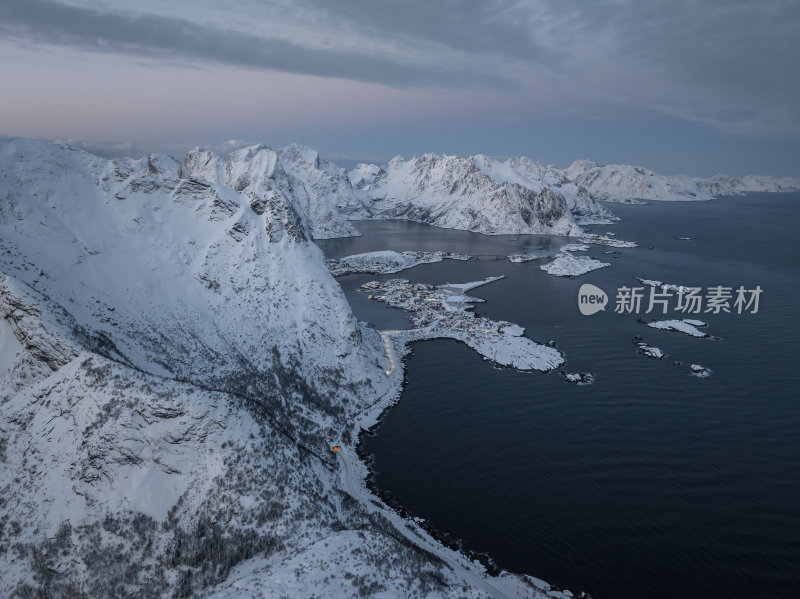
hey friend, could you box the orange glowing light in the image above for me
[332,445,340,452]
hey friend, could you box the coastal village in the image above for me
[361,276,565,372]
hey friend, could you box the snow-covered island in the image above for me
[559,242,591,252]
[508,253,539,263]
[632,336,665,359]
[647,319,710,338]
[579,233,637,248]
[637,277,685,293]
[327,249,471,276]
[562,372,595,384]
[540,252,611,277]
[367,276,564,372]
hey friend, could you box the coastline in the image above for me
[341,331,577,599]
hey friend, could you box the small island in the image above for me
[327,250,471,276]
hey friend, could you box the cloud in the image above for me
[51,137,272,159]
[52,137,191,158]
[298,0,554,61]
[522,0,800,136]
[0,0,513,89]
[2,0,799,139]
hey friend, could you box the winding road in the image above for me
[378,331,398,375]
[378,328,425,376]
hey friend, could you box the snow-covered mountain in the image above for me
[277,143,372,221]
[353,153,584,236]
[0,137,553,598]
[350,154,799,231]
[562,160,800,202]
[172,145,800,241]
[475,155,613,224]
[179,142,362,239]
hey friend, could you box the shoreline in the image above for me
[356,339,505,575]
[341,330,577,599]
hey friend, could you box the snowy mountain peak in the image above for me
[280,143,321,169]
[144,152,179,175]
[178,143,362,240]
[348,163,382,189]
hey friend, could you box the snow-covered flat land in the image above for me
[327,249,471,276]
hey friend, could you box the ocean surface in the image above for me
[316,193,800,599]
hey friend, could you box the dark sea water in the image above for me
[316,193,800,599]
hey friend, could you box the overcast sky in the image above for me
[1,0,798,175]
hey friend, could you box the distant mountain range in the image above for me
[349,153,799,235]
[175,142,800,239]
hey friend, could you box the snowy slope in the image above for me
[179,143,362,239]
[0,137,560,598]
[278,143,371,222]
[500,157,614,222]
